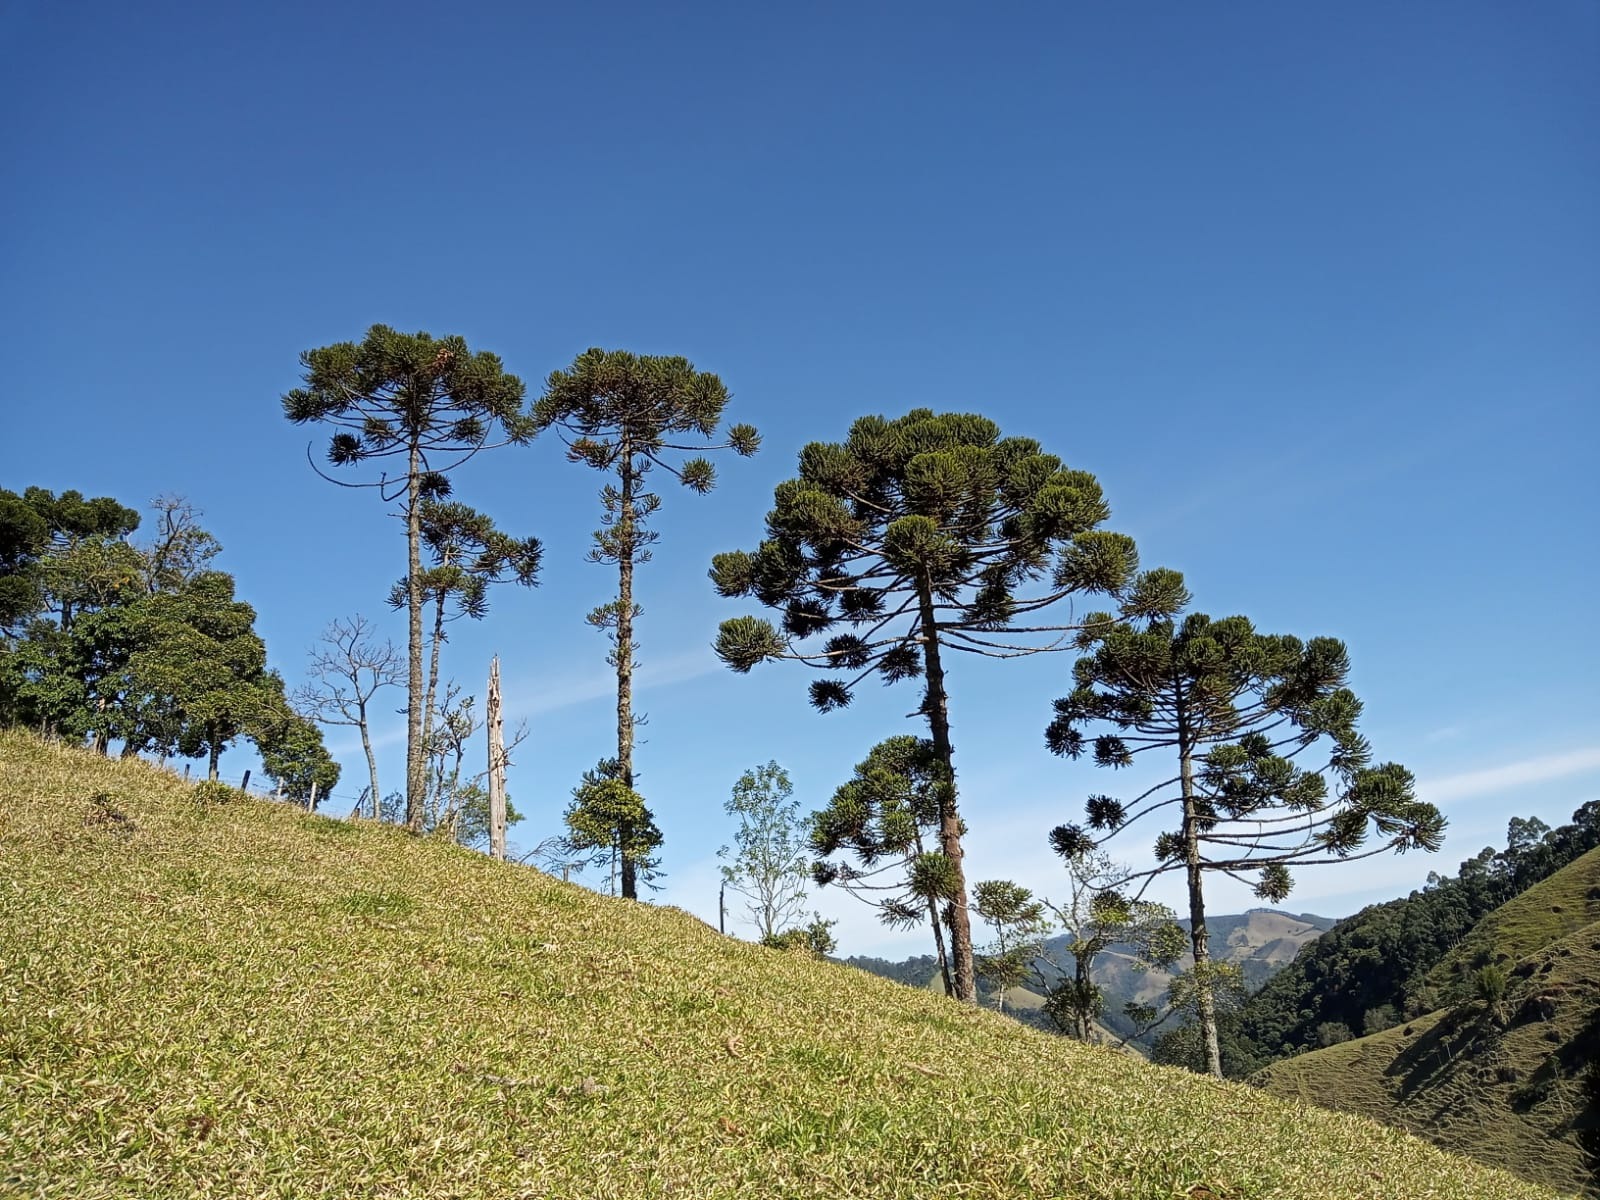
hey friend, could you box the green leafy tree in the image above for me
[810,736,956,995]
[971,879,1051,1014]
[388,499,541,774]
[258,708,341,807]
[0,487,141,633]
[712,409,1166,1002]
[562,757,664,896]
[536,349,758,898]
[283,326,533,830]
[1046,591,1444,1076]
[719,761,811,941]
[126,572,283,779]
[1041,847,1184,1042]
[762,916,838,957]
[294,615,404,818]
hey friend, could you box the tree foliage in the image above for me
[718,761,811,941]
[562,758,663,896]
[1046,595,1443,1076]
[536,348,757,899]
[283,325,532,830]
[810,735,957,995]
[713,409,1161,1002]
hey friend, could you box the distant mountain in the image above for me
[847,909,1336,1048]
[1252,845,1600,1197]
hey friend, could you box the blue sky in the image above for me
[3,1,1596,957]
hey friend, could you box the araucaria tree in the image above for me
[1045,588,1444,1076]
[810,735,956,995]
[718,761,810,941]
[535,349,758,899]
[282,326,532,830]
[391,499,542,782]
[712,410,1166,1002]
[563,758,663,897]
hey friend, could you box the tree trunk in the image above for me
[913,827,954,996]
[207,734,221,782]
[1179,736,1224,1078]
[420,588,446,808]
[616,451,638,900]
[914,574,976,1004]
[357,697,381,821]
[404,442,426,831]
[487,656,507,861]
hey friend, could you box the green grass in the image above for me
[1254,914,1599,1196]
[1426,846,1600,1001]
[0,731,1568,1199]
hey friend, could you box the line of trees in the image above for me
[4,328,1449,1076]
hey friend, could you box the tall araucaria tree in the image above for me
[282,326,533,831]
[535,349,758,900]
[388,499,541,789]
[712,409,1172,1003]
[1045,587,1444,1077]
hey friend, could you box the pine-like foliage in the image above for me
[712,409,1170,1002]
[536,349,757,900]
[282,326,531,831]
[1045,596,1444,1076]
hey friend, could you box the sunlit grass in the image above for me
[0,730,1566,1198]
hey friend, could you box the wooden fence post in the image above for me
[487,656,507,861]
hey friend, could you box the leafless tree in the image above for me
[295,615,404,818]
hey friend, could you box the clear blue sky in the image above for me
[3,1,1596,956]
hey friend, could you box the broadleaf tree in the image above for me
[535,349,757,899]
[282,326,533,829]
[718,761,810,941]
[712,409,1175,1002]
[1045,590,1445,1076]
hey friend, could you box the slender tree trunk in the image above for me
[420,589,446,803]
[913,827,954,996]
[914,574,976,1004]
[487,656,507,861]
[615,451,639,900]
[1179,728,1224,1078]
[357,697,381,821]
[404,443,426,831]
[207,733,221,782]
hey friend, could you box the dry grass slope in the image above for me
[0,731,1567,1199]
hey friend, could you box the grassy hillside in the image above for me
[0,732,1565,1200]
[1426,846,1600,1002]
[1254,900,1599,1195]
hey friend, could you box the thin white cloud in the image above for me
[509,648,723,719]
[1423,747,1600,804]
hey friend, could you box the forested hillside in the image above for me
[1252,847,1600,1196]
[1207,807,1600,1078]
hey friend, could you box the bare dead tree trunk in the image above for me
[487,656,507,861]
